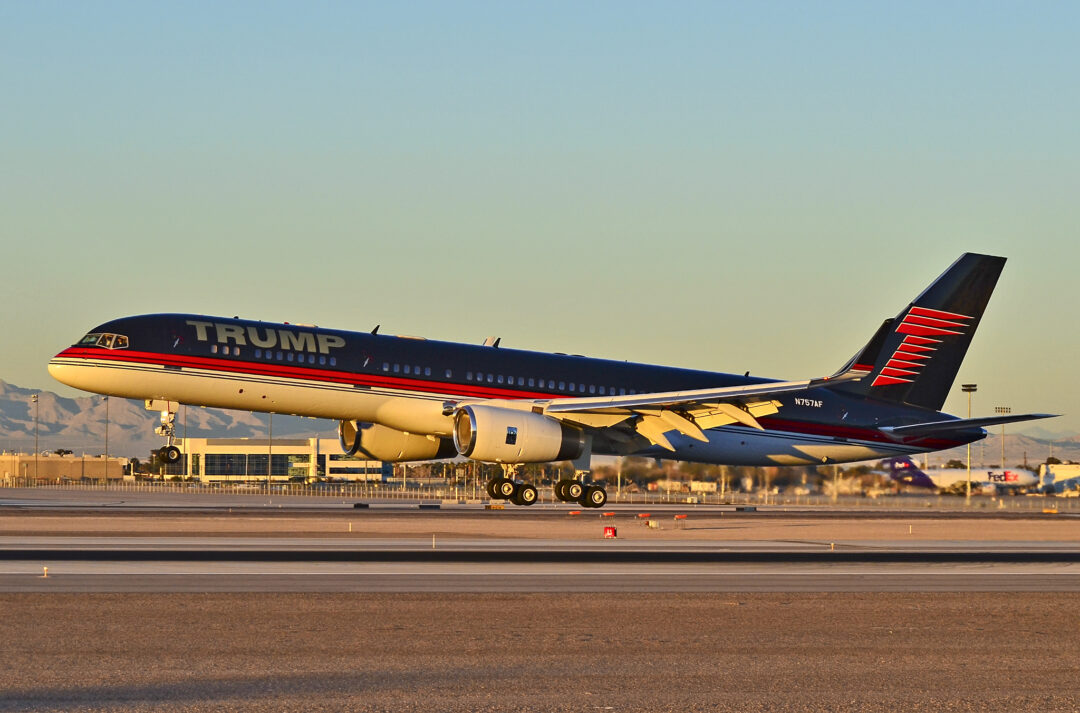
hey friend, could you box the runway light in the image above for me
[42,567,48,578]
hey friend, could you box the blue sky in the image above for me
[2,2,1077,431]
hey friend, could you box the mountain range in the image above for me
[1,380,1076,466]
[0,380,333,458]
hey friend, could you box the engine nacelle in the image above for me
[338,420,456,462]
[453,405,586,463]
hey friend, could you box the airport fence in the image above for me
[4,480,1080,512]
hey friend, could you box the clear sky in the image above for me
[2,1,1077,431]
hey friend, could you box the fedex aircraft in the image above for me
[885,456,1039,492]
[49,253,1053,507]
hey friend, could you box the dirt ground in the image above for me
[2,593,1078,712]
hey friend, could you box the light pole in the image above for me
[32,394,39,483]
[995,406,1011,469]
[103,396,109,487]
[962,384,977,503]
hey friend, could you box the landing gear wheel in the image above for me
[162,445,182,463]
[512,483,538,506]
[495,478,516,499]
[485,478,500,499]
[565,480,584,501]
[580,485,607,509]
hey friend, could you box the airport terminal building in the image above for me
[166,438,390,484]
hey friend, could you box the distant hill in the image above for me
[0,381,334,459]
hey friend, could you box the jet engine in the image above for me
[453,405,585,463]
[338,420,456,462]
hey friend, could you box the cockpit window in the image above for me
[77,332,129,350]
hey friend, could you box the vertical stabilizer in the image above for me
[835,253,1006,411]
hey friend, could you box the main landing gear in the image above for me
[484,467,608,508]
[554,473,607,509]
[146,400,183,464]
[485,465,539,506]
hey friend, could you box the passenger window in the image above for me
[276,352,283,360]
[425,367,432,376]
[445,369,452,378]
[497,375,504,384]
[486,374,493,383]
[590,385,596,394]
[287,353,294,362]
[619,388,626,395]
[558,381,565,390]
[518,377,524,386]
[319,356,326,365]
[569,383,575,391]
[466,372,473,381]
[393,364,400,373]
[211,344,218,354]
[382,362,389,371]
[255,349,262,358]
[547,380,555,389]
[330,357,337,366]
[415,365,421,375]
[528,378,535,387]
[404,365,411,374]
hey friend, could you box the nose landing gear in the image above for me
[146,400,183,464]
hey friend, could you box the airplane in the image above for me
[884,456,1039,493]
[48,252,1055,507]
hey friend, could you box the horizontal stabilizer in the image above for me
[880,413,1058,438]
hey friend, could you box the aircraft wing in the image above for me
[880,413,1059,439]
[537,320,892,450]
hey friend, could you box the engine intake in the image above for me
[453,405,585,463]
[338,420,456,462]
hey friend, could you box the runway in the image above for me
[3,488,1080,593]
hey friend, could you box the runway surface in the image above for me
[3,487,1079,593]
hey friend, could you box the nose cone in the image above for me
[48,348,79,388]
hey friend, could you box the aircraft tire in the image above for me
[565,480,584,501]
[580,485,607,509]
[495,478,516,499]
[162,446,182,463]
[485,478,500,499]
[554,479,570,501]
[514,483,538,506]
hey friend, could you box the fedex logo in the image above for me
[988,471,1019,483]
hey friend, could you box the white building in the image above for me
[169,438,389,483]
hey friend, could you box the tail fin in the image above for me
[884,457,935,488]
[835,253,1006,411]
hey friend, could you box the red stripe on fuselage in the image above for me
[53,347,552,401]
